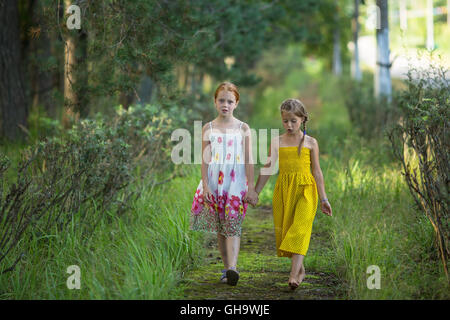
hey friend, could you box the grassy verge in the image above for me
[244,49,448,299]
[1,45,447,299]
[312,68,448,299]
[0,165,203,299]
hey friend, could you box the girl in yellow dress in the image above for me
[248,98,332,290]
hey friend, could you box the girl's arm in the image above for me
[310,137,332,216]
[254,137,279,195]
[201,123,213,203]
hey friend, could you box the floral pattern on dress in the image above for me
[190,121,247,237]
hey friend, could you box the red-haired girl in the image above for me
[190,82,258,286]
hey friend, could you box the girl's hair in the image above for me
[280,98,308,156]
[214,82,240,103]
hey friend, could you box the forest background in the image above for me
[0,0,448,299]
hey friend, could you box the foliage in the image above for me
[111,103,179,179]
[252,54,448,298]
[0,164,203,299]
[388,56,450,278]
[0,103,180,274]
[342,73,402,140]
[29,1,342,115]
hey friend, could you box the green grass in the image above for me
[0,165,204,299]
[247,47,449,299]
[1,44,448,300]
[313,71,449,300]
[181,206,344,300]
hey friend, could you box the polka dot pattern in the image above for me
[272,147,318,257]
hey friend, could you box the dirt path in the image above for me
[180,206,344,300]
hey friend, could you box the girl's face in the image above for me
[215,90,238,117]
[281,111,304,135]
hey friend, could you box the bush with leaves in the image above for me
[0,103,181,274]
[388,57,449,278]
[112,104,177,180]
[343,74,401,140]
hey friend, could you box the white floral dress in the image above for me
[190,121,248,237]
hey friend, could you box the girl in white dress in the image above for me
[190,82,258,286]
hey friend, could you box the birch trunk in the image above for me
[375,0,392,102]
[332,0,342,76]
[352,0,361,81]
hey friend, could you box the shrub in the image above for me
[387,57,449,278]
[343,73,401,140]
[0,104,181,274]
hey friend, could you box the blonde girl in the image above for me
[250,98,332,290]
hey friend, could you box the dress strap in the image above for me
[209,121,213,134]
[239,121,243,130]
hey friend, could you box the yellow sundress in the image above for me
[272,147,318,257]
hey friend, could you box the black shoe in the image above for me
[220,269,227,283]
[226,268,239,286]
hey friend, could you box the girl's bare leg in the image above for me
[218,235,240,283]
[225,236,241,269]
[217,234,229,269]
[289,254,306,284]
[218,235,240,268]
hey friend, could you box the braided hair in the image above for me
[280,98,308,156]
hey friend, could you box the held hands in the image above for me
[321,199,332,216]
[243,189,259,207]
[203,185,214,205]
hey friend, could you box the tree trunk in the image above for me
[448,0,449,26]
[0,0,28,141]
[198,72,204,94]
[184,64,190,92]
[138,75,154,105]
[426,0,434,51]
[50,24,64,120]
[39,31,57,118]
[375,0,391,102]
[352,0,361,81]
[190,65,197,94]
[77,29,89,118]
[29,1,55,118]
[62,0,79,129]
[119,91,134,109]
[399,0,407,31]
[332,0,342,76]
